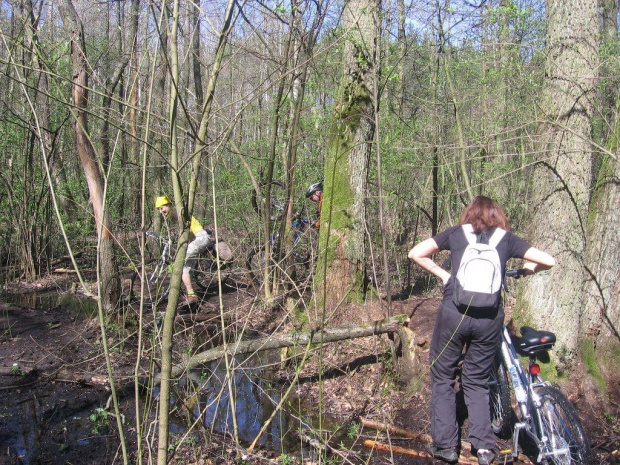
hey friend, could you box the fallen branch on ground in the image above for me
[360,417,432,444]
[161,314,409,380]
[363,439,478,464]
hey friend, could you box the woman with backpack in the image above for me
[408,196,555,464]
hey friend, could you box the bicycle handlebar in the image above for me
[145,230,160,240]
[506,269,527,278]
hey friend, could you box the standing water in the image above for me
[168,350,349,459]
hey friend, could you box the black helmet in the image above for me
[306,181,323,198]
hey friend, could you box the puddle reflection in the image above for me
[170,351,346,456]
[2,291,97,318]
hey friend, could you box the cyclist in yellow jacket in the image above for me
[155,195,213,305]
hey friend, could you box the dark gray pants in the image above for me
[429,301,503,451]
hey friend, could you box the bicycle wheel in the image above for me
[488,355,512,438]
[193,255,229,292]
[251,180,287,221]
[289,226,318,290]
[532,385,592,464]
[132,259,170,307]
[246,246,270,287]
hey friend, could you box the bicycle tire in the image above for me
[246,245,270,287]
[532,385,592,464]
[251,180,287,221]
[132,259,170,307]
[488,355,512,438]
[193,255,229,292]
[289,229,317,290]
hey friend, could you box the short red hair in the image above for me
[459,196,510,233]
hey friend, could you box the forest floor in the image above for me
[0,270,618,464]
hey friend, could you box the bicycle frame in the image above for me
[498,320,587,464]
[266,215,311,254]
[499,326,551,462]
[145,231,173,285]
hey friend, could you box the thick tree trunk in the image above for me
[583,135,620,360]
[58,0,120,312]
[317,0,379,304]
[581,1,620,365]
[521,0,598,370]
[595,0,619,149]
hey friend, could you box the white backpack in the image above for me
[453,224,506,309]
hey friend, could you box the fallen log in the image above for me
[364,439,430,458]
[363,440,478,464]
[362,419,533,464]
[162,314,409,380]
[48,252,83,267]
[360,417,432,444]
[76,315,410,387]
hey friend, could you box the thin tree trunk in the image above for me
[437,3,473,202]
[100,0,140,171]
[21,0,76,221]
[57,0,120,312]
[190,0,208,218]
[156,0,236,461]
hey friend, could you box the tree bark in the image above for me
[583,0,620,363]
[58,0,120,312]
[594,0,619,149]
[583,134,620,360]
[521,0,598,370]
[317,0,379,304]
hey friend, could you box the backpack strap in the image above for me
[461,224,477,245]
[461,224,506,246]
[488,227,506,247]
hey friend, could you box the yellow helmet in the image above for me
[155,195,171,209]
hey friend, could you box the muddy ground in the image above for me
[0,271,618,464]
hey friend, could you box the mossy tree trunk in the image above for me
[520,0,598,371]
[316,0,378,304]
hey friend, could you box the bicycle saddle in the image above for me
[514,326,556,355]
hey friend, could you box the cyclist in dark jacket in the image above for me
[408,196,555,464]
[305,181,323,228]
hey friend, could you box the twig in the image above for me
[360,417,432,444]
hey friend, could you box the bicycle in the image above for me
[246,211,317,290]
[133,230,233,307]
[486,269,592,464]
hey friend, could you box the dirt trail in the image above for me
[0,273,616,464]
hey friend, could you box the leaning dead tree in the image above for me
[58,0,120,311]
